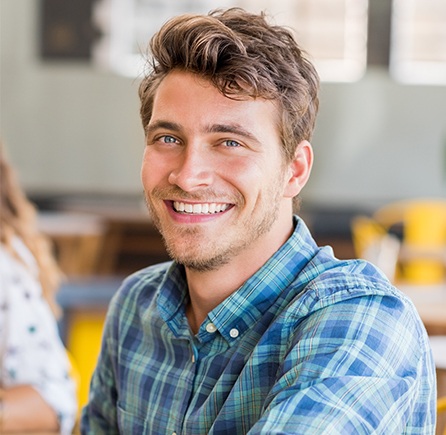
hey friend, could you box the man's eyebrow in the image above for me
[206,123,258,142]
[145,120,182,135]
[146,120,259,142]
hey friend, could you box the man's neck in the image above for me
[185,218,295,334]
[185,264,247,333]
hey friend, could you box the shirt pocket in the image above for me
[117,401,147,434]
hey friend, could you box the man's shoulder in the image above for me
[282,256,428,353]
[309,257,395,296]
[294,254,415,320]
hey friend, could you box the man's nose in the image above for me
[168,145,214,191]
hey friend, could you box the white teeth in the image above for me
[173,201,229,214]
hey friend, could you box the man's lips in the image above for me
[171,201,232,215]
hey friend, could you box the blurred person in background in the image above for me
[0,143,77,433]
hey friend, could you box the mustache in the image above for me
[149,186,241,204]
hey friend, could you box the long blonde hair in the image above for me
[0,143,62,317]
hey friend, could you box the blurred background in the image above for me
[1,0,445,207]
[1,0,446,426]
[1,0,446,265]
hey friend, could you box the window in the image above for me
[92,0,369,82]
[240,0,368,82]
[390,0,446,84]
[93,0,236,77]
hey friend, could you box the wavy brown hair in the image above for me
[138,7,320,162]
[0,144,62,317]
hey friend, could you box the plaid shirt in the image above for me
[81,217,436,434]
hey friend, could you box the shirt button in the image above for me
[206,322,217,333]
[229,328,239,338]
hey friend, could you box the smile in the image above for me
[173,201,231,214]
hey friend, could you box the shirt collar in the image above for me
[157,263,189,338]
[205,216,319,343]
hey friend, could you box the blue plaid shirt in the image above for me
[81,217,436,434]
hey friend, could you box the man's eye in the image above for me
[159,135,178,144]
[223,139,241,147]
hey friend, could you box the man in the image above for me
[82,8,436,434]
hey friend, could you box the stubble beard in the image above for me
[144,184,282,272]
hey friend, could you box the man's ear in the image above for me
[283,140,313,198]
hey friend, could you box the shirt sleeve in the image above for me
[0,245,77,435]
[80,292,120,434]
[247,292,436,434]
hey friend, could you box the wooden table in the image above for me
[38,211,106,276]
[38,203,169,276]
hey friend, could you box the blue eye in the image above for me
[224,139,241,147]
[161,135,178,143]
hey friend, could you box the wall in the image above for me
[1,0,144,195]
[306,71,446,207]
[1,0,446,207]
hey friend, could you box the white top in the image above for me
[0,238,77,434]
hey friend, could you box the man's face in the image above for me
[141,70,299,271]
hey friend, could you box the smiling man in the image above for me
[81,8,436,434]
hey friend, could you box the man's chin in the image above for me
[167,247,230,272]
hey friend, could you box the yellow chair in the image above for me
[439,396,446,412]
[373,199,446,285]
[438,396,446,435]
[351,216,387,259]
[66,350,81,404]
[67,311,106,408]
[66,350,82,433]
[403,202,446,284]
